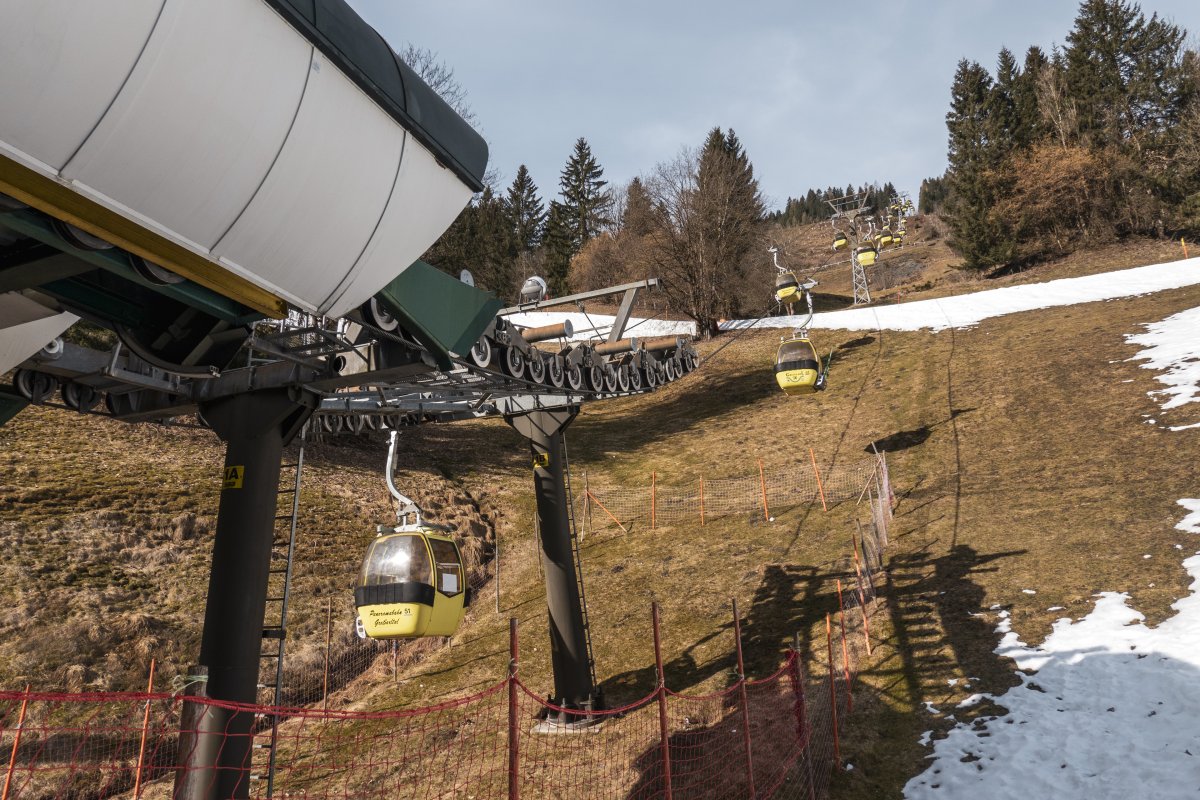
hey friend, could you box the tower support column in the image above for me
[506,407,597,710]
[178,388,314,800]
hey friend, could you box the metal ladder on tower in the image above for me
[560,432,599,705]
[251,422,307,796]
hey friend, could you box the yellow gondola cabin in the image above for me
[832,232,849,250]
[775,335,824,395]
[355,524,468,638]
[855,244,878,266]
[775,271,801,305]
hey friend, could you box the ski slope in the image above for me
[904,289,1200,799]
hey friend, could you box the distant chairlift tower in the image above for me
[827,192,873,305]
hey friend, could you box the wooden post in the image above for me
[699,479,705,526]
[587,490,629,535]
[508,618,520,800]
[583,470,591,541]
[651,471,657,530]
[732,599,757,799]
[836,581,852,712]
[826,615,840,768]
[132,660,157,800]
[786,643,817,800]
[757,460,770,522]
[808,449,827,512]
[651,603,674,800]
[859,589,873,657]
[2,686,30,800]
[495,532,502,614]
[1183,237,1190,258]
[322,598,332,711]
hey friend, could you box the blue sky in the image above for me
[349,1,1199,212]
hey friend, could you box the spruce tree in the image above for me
[1013,46,1049,147]
[1064,0,1187,152]
[944,59,1011,267]
[558,138,613,252]
[620,177,656,237]
[503,165,545,253]
[989,48,1021,159]
[541,200,574,296]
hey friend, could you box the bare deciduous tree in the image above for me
[400,44,476,126]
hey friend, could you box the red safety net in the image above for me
[0,643,866,800]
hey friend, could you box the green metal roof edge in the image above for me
[373,260,502,371]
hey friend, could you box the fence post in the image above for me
[1183,237,1190,259]
[699,479,705,526]
[786,648,817,800]
[651,471,657,530]
[757,460,770,522]
[323,598,333,711]
[808,449,828,512]
[826,615,841,769]
[584,470,591,539]
[172,666,217,800]
[859,589,873,657]
[836,581,852,713]
[2,685,30,800]
[508,617,520,800]
[732,598,757,799]
[133,660,157,800]
[495,532,502,614]
[588,491,629,535]
[878,450,894,511]
[651,603,674,800]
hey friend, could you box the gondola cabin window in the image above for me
[362,534,430,586]
[429,538,464,597]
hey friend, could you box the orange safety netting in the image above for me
[0,645,865,800]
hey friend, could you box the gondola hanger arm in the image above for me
[386,429,422,526]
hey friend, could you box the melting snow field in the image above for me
[905,281,1200,798]
[1126,305,1200,429]
[720,257,1200,333]
[904,543,1200,798]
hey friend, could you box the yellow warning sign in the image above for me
[532,452,550,469]
[223,465,245,489]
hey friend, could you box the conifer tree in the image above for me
[541,200,574,296]
[557,138,613,251]
[620,177,656,236]
[648,127,765,335]
[503,165,545,253]
[944,59,1011,267]
[1064,0,1187,152]
[989,48,1021,159]
[1013,46,1049,147]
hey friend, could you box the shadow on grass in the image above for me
[865,408,975,455]
[883,544,1025,710]
[599,561,858,706]
[572,365,781,457]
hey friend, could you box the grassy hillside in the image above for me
[1,235,1197,796]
